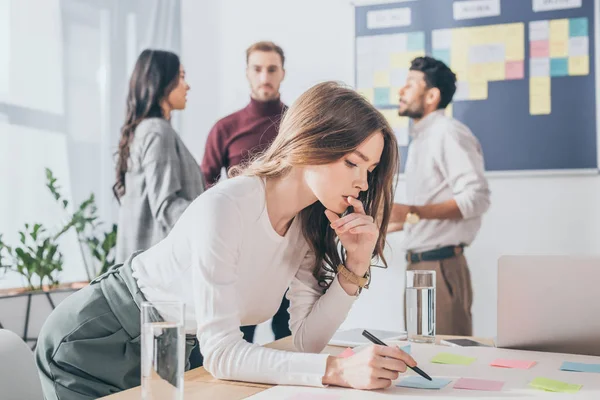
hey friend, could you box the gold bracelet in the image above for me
[336,264,369,288]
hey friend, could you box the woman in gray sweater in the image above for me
[113,49,205,263]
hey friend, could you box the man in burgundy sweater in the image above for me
[200,41,290,344]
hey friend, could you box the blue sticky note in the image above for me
[432,49,451,66]
[373,87,390,107]
[400,344,412,355]
[569,17,588,37]
[550,58,568,77]
[560,361,600,373]
[407,32,425,51]
[397,376,452,390]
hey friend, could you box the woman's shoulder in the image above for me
[134,117,174,137]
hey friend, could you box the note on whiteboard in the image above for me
[569,36,589,57]
[453,0,500,20]
[533,0,582,13]
[530,20,550,41]
[367,7,411,29]
[530,77,551,115]
[432,29,452,49]
[468,43,506,64]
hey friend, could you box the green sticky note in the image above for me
[529,377,582,393]
[430,352,476,365]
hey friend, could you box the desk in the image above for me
[102,335,494,400]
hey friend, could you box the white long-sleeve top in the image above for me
[132,176,357,386]
[403,110,491,253]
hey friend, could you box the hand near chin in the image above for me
[325,196,378,273]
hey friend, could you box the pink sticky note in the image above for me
[491,358,536,369]
[287,393,340,400]
[337,347,355,358]
[454,378,504,391]
[530,40,549,58]
[505,61,524,80]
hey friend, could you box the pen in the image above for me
[362,329,432,381]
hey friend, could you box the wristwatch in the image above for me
[405,206,420,224]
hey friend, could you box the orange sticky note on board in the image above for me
[491,358,536,369]
[338,347,355,358]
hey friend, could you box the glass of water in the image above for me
[406,270,436,343]
[141,301,185,400]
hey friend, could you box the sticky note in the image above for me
[530,58,550,77]
[569,17,588,37]
[530,40,549,58]
[483,62,505,81]
[432,29,452,49]
[356,68,374,88]
[337,347,354,358]
[491,358,536,369]
[504,23,525,61]
[505,61,524,80]
[407,32,425,51]
[569,36,589,57]
[469,81,488,100]
[390,68,408,87]
[454,378,504,391]
[454,81,470,101]
[431,352,476,365]
[287,393,340,400]
[380,109,408,128]
[530,20,549,41]
[374,88,390,107]
[529,377,582,393]
[550,58,568,77]
[445,103,453,118]
[374,71,390,87]
[467,63,487,82]
[396,376,452,390]
[530,77,551,115]
[357,88,374,103]
[432,49,451,66]
[391,52,421,69]
[550,40,568,58]
[550,19,569,41]
[560,361,600,373]
[569,55,589,76]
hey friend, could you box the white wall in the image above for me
[181,0,600,338]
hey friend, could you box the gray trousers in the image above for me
[35,253,196,400]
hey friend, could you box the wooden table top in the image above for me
[102,335,494,399]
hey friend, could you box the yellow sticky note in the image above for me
[550,40,568,58]
[445,103,453,118]
[550,19,569,41]
[380,109,409,128]
[483,62,505,81]
[569,56,589,76]
[504,23,525,61]
[450,45,469,74]
[469,81,488,100]
[467,63,487,82]
[529,377,582,394]
[357,88,374,103]
[390,51,424,69]
[471,25,503,45]
[529,77,551,115]
[374,71,390,87]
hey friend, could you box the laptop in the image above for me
[497,255,600,356]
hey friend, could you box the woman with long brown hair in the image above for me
[113,49,204,263]
[35,81,416,400]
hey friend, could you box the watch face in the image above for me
[406,213,420,224]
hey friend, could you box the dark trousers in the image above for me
[189,294,290,369]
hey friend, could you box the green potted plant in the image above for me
[0,168,118,346]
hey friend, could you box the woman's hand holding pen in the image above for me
[322,345,416,389]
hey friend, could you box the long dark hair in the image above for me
[232,82,400,290]
[113,49,181,200]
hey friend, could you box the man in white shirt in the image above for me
[388,56,491,335]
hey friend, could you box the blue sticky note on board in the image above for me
[397,376,452,390]
[561,361,600,373]
[374,87,390,107]
[569,18,588,37]
[432,49,451,66]
[550,58,568,77]
[407,32,425,51]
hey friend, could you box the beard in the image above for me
[398,94,426,119]
[252,85,279,101]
